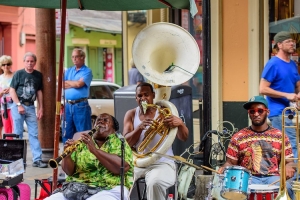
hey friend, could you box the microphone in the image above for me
[116,132,125,142]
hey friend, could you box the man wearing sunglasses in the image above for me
[259,31,300,163]
[218,96,295,199]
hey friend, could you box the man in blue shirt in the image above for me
[260,31,300,162]
[63,48,93,143]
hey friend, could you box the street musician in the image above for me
[45,113,133,200]
[218,96,295,199]
[123,83,189,199]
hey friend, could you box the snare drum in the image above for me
[248,184,279,200]
[221,166,251,200]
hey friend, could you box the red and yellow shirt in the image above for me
[226,126,293,175]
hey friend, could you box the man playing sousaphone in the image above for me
[123,82,189,199]
[218,96,295,199]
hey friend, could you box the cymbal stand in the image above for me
[205,177,214,200]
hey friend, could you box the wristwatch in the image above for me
[17,102,21,106]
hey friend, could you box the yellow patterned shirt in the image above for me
[66,133,134,189]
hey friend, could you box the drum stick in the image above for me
[200,165,220,174]
[268,180,279,186]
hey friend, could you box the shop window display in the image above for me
[181,0,203,99]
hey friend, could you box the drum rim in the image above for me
[248,184,279,190]
[224,166,251,174]
[221,189,248,199]
[249,190,278,193]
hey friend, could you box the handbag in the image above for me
[58,182,101,200]
[177,159,196,200]
[2,97,8,119]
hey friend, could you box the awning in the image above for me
[0,0,192,11]
[269,16,300,33]
[68,10,122,34]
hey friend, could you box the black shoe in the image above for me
[32,160,48,168]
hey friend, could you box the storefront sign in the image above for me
[72,38,90,44]
[100,40,117,45]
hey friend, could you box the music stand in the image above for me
[120,136,125,200]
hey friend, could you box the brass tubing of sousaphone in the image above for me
[48,126,100,168]
[275,107,298,200]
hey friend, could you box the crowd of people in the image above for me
[1,30,299,200]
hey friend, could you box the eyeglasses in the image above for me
[282,39,294,44]
[248,108,268,115]
[1,63,11,67]
[71,55,82,59]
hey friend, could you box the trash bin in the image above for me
[114,84,194,159]
[114,85,137,132]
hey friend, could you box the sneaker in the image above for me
[32,160,48,168]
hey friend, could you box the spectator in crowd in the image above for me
[9,52,47,168]
[63,48,93,144]
[128,59,145,85]
[0,55,14,139]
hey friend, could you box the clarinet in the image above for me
[48,126,99,169]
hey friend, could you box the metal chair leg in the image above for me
[136,180,142,200]
[142,183,147,200]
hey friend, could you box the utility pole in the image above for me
[35,9,56,162]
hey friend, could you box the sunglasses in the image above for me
[248,108,268,115]
[1,63,11,67]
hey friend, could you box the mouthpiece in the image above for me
[141,101,148,114]
[89,126,100,136]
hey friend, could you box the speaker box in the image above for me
[114,85,194,159]
[114,85,138,133]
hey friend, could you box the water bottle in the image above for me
[167,194,174,200]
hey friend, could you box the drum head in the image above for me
[221,190,247,200]
[248,184,279,192]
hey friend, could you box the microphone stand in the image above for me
[120,137,125,200]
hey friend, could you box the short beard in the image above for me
[252,114,267,127]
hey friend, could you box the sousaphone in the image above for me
[132,22,200,167]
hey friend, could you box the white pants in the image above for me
[44,186,129,200]
[134,162,176,200]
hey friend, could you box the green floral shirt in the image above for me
[66,133,134,189]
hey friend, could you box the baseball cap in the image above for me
[274,31,292,45]
[243,96,268,110]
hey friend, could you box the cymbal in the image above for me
[151,152,202,170]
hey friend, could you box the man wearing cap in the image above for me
[218,96,295,199]
[259,31,300,161]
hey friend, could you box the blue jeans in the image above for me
[11,103,42,162]
[62,101,91,143]
[251,175,294,200]
[269,115,298,160]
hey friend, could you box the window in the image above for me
[90,86,112,99]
